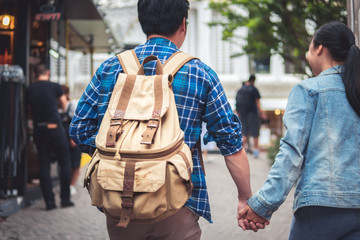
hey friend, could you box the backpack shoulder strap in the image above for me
[163,51,198,76]
[164,52,205,175]
[116,49,140,74]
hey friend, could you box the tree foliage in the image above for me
[209,0,347,74]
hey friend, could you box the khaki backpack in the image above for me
[84,50,196,228]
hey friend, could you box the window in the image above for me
[209,12,234,74]
[249,55,270,73]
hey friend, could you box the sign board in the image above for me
[35,3,62,21]
[35,12,61,21]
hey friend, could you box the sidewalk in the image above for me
[0,154,92,219]
[0,151,294,240]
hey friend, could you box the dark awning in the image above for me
[64,0,119,53]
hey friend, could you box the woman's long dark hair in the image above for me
[313,21,360,117]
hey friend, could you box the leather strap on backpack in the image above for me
[116,161,136,228]
[140,74,163,145]
[105,74,137,148]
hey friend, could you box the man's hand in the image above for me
[237,199,249,231]
[70,139,77,148]
[238,203,269,232]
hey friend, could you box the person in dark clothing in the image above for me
[26,64,74,210]
[60,85,81,195]
[235,74,266,158]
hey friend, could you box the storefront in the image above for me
[0,0,118,217]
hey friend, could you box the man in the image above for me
[26,64,74,210]
[235,74,266,158]
[70,0,253,239]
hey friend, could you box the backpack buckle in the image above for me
[147,119,159,128]
[140,119,159,145]
[110,118,123,126]
[106,118,124,147]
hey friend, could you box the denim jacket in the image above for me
[248,65,360,220]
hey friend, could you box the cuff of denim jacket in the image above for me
[247,193,278,220]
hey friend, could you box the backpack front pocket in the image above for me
[97,159,166,193]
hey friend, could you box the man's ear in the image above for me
[179,17,186,32]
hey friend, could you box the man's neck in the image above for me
[38,75,49,81]
[146,18,186,50]
[147,33,183,49]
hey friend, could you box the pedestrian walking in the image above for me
[70,0,255,239]
[235,74,266,158]
[26,64,74,210]
[59,85,81,196]
[238,21,360,240]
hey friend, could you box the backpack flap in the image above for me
[97,53,173,150]
[107,73,171,121]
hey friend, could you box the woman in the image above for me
[239,21,360,240]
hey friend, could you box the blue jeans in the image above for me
[289,206,360,240]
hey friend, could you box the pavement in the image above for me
[0,151,294,240]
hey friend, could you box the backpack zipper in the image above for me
[98,139,184,160]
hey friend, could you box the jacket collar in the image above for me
[318,65,344,77]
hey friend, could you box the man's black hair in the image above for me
[35,63,49,78]
[249,74,256,82]
[137,0,190,37]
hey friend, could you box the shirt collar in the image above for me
[318,65,344,76]
[146,37,179,50]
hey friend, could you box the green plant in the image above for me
[267,135,282,165]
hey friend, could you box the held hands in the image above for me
[237,201,270,232]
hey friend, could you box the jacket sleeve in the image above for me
[247,84,315,220]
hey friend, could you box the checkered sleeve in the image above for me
[202,65,243,156]
[69,65,102,154]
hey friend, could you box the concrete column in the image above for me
[347,0,360,45]
[192,1,212,66]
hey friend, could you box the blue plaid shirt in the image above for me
[70,37,243,222]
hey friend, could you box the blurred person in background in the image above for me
[235,74,266,158]
[59,85,81,195]
[26,64,74,210]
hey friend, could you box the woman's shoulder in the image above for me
[298,72,343,93]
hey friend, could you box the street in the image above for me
[0,151,294,240]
